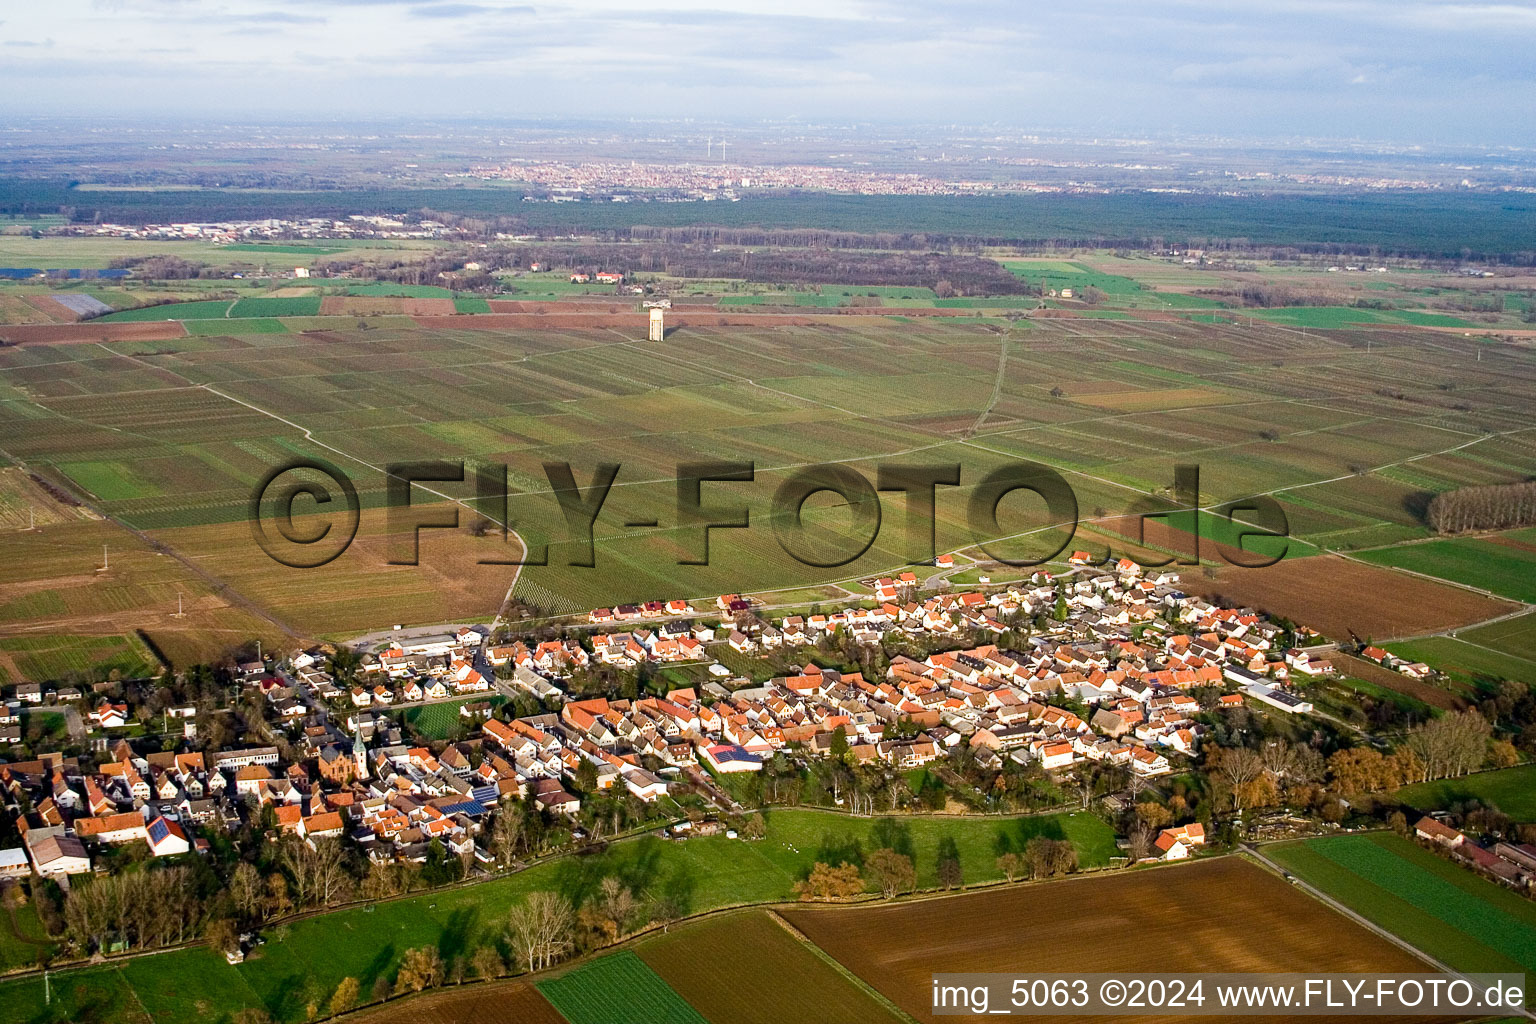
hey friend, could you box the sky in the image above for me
[3,0,1535,146]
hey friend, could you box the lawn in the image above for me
[1357,537,1536,602]
[403,695,506,739]
[0,900,53,973]
[1394,764,1536,819]
[1267,832,1536,978]
[537,951,705,1024]
[638,910,905,1024]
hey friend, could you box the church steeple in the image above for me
[353,729,368,781]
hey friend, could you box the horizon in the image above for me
[5,1,1536,147]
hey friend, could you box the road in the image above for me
[1244,843,1536,1022]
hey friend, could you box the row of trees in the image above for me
[1425,480,1536,534]
[63,866,202,952]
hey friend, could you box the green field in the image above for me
[1387,635,1536,686]
[1246,306,1476,329]
[538,951,705,1024]
[221,244,348,255]
[1267,832,1536,979]
[96,299,234,321]
[453,295,492,313]
[345,283,452,297]
[1357,537,1536,602]
[4,306,1534,616]
[226,296,321,318]
[0,634,157,683]
[1394,764,1536,819]
[1459,611,1536,662]
[184,317,289,335]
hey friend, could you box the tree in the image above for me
[1134,801,1172,830]
[205,916,240,957]
[471,945,504,980]
[1403,711,1492,781]
[863,848,915,899]
[264,873,292,920]
[794,862,865,900]
[1127,824,1154,863]
[1024,837,1077,878]
[394,946,444,994]
[1210,746,1264,810]
[996,851,1022,882]
[283,836,352,908]
[490,798,526,869]
[229,862,264,922]
[508,891,574,972]
[329,977,360,1016]
[936,836,963,889]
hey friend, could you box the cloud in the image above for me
[409,3,532,16]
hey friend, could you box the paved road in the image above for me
[1244,843,1536,1021]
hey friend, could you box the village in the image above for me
[0,552,1363,884]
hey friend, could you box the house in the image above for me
[935,554,954,568]
[146,816,191,857]
[26,834,91,876]
[90,702,130,729]
[700,743,762,773]
[0,847,29,878]
[1153,831,1190,860]
[1414,816,1465,847]
[74,811,148,844]
[622,769,669,802]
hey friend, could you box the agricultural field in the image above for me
[1393,764,1536,820]
[0,289,1533,653]
[637,910,905,1024]
[1356,534,1536,602]
[1267,832,1536,979]
[537,951,705,1024]
[1386,635,1536,687]
[783,856,1442,1024]
[1458,610,1536,662]
[1245,306,1475,329]
[96,299,235,322]
[351,980,565,1024]
[0,514,286,679]
[1180,554,1516,643]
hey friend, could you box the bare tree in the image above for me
[508,891,574,972]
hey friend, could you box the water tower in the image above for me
[644,299,670,341]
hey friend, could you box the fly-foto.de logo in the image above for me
[249,459,1290,571]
